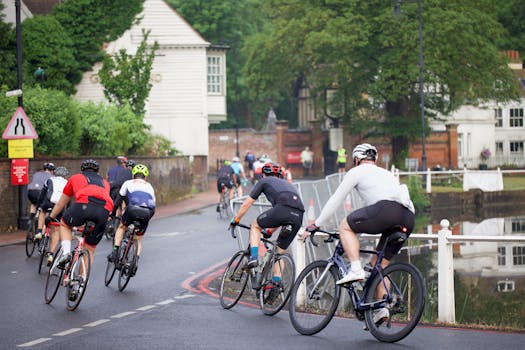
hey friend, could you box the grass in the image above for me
[427,174,525,193]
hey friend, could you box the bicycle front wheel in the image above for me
[289,260,341,335]
[259,253,295,316]
[219,250,250,309]
[104,252,117,286]
[66,250,91,311]
[118,239,138,292]
[44,246,63,304]
[25,220,37,258]
[364,262,425,343]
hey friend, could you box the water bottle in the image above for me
[262,249,272,268]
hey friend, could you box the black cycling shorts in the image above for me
[256,204,304,250]
[61,202,110,246]
[346,200,415,260]
[122,205,154,235]
[28,189,41,206]
[217,177,233,193]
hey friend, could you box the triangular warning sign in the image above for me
[2,107,38,140]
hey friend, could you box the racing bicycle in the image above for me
[219,222,295,316]
[288,227,425,343]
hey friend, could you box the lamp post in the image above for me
[394,0,427,172]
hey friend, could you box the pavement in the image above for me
[0,184,218,247]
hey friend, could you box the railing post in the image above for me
[438,219,456,324]
[290,229,306,304]
[426,168,431,193]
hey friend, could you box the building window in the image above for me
[207,56,223,94]
[498,246,506,266]
[511,217,525,233]
[495,142,503,155]
[512,246,525,265]
[494,108,503,127]
[510,141,524,155]
[457,134,463,158]
[496,280,515,292]
[509,108,524,127]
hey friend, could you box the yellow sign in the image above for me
[8,139,34,158]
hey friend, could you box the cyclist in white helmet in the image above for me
[306,143,415,326]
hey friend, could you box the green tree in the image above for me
[0,86,82,156]
[0,3,17,90]
[497,0,525,53]
[243,0,520,162]
[21,15,78,94]
[98,29,158,116]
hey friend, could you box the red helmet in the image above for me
[262,162,282,178]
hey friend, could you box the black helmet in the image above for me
[81,159,99,172]
[126,159,136,168]
[43,162,55,171]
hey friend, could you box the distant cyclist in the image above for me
[35,166,69,265]
[230,162,304,298]
[230,156,246,197]
[216,160,234,212]
[27,162,55,230]
[46,159,113,269]
[108,164,156,275]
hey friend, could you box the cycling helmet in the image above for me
[126,159,136,168]
[53,166,69,178]
[352,143,378,163]
[81,159,100,172]
[232,156,240,162]
[262,162,282,178]
[117,156,128,164]
[224,160,232,166]
[132,164,149,178]
[43,162,56,171]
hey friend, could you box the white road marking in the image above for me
[156,299,175,305]
[151,231,188,238]
[83,319,110,327]
[17,338,52,347]
[136,305,157,311]
[174,294,195,300]
[53,328,83,336]
[111,311,136,318]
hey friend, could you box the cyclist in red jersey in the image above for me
[46,159,113,269]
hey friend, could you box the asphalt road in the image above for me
[1,206,524,349]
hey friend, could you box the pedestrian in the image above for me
[337,145,348,173]
[300,146,313,177]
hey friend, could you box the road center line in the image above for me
[17,338,52,347]
[83,319,110,327]
[156,299,175,305]
[174,294,195,300]
[111,311,136,318]
[53,328,83,336]
[136,305,157,311]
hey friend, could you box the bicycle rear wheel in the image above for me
[219,196,230,219]
[104,251,117,286]
[25,219,37,257]
[259,253,295,316]
[105,216,119,240]
[364,262,425,343]
[289,260,341,335]
[37,235,50,274]
[118,239,138,292]
[66,250,91,311]
[219,250,250,309]
[44,246,63,304]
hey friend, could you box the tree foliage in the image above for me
[242,0,521,160]
[0,3,17,90]
[98,29,158,116]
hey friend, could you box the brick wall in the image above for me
[0,156,206,232]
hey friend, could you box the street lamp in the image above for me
[394,0,427,172]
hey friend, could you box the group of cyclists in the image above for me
[27,156,156,287]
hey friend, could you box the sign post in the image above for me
[3,106,38,230]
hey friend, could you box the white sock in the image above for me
[61,240,71,255]
[350,260,362,272]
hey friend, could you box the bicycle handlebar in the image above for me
[309,228,339,247]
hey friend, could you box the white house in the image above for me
[0,0,32,23]
[75,0,227,157]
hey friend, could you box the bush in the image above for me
[406,175,430,213]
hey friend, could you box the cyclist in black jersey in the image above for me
[231,162,305,279]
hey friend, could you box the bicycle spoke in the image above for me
[289,260,340,335]
[364,263,425,343]
[118,239,137,292]
[66,250,91,311]
[44,246,63,304]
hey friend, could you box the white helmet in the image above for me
[352,143,378,162]
[232,156,240,162]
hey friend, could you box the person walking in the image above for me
[300,146,313,177]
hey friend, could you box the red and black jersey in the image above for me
[63,171,113,212]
